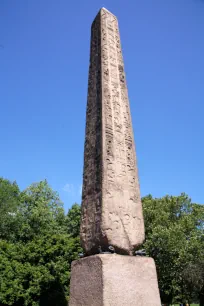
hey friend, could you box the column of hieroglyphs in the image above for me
[80,8,144,256]
[80,12,103,255]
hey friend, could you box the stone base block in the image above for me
[69,254,161,306]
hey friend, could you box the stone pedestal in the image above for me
[69,254,161,306]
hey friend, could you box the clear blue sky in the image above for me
[0,0,203,211]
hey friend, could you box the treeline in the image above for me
[0,178,203,305]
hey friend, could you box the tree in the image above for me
[0,180,82,306]
[142,193,204,305]
[0,178,21,241]
[18,180,65,241]
[65,203,81,238]
[1,177,203,305]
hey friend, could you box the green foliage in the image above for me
[0,179,82,306]
[0,177,203,305]
[0,178,21,241]
[18,181,63,240]
[142,193,204,304]
[65,203,81,238]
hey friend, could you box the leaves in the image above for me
[65,203,81,238]
[142,194,204,304]
[0,179,82,306]
[0,178,21,241]
[0,177,203,305]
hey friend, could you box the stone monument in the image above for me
[69,8,161,306]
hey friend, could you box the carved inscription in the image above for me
[80,8,145,256]
[81,14,102,253]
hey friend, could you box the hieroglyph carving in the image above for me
[81,8,145,255]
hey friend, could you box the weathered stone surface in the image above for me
[81,7,145,256]
[69,254,161,306]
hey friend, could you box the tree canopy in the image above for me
[0,178,203,305]
[142,193,204,305]
[0,179,82,306]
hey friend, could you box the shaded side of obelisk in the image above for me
[80,7,145,256]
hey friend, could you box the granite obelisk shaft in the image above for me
[80,8,145,256]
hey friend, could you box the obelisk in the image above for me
[69,8,161,306]
[81,7,144,256]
